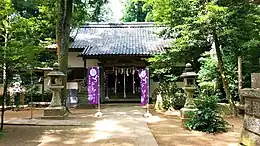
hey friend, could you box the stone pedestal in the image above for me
[50,88,62,106]
[240,89,260,146]
[180,87,197,123]
[42,106,68,120]
[183,87,196,108]
[41,87,68,119]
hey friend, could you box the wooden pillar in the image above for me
[145,62,151,100]
[124,68,126,98]
[83,58,87,77]
[132,68,135,94]
[115,68,117,95]
[105,72,109,98]
[98,63,104,103]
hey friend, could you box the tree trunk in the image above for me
[56,0,72,106]
[1,74,8,131]
[212,29,238,116]
[56,0,65,62]
[1,22,9,131]
[238,56,244,104]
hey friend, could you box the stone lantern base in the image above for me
[42,106,68,120]
[180,108,198,124]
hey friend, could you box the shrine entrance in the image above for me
[104,67,144,102]
[93,56,147,102]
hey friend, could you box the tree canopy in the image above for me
[122,0,151,22]
[0,0,111,131]
[147,0,260,112]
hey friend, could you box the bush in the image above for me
[157,82,185,110]
[25,89,52,103]
[185,95,229,133]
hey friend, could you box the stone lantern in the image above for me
[180,63,198,123]
[180,63,197,108]
[42,63,68,119]
[47,63,65,107]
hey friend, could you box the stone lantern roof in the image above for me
[180,63,197,78]
[47,63,65,77]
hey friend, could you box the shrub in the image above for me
[25,89,52,103]
[185,95,229,133]
[157,82,185,110]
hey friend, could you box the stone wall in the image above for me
[240,89,260,146]
[251,73,260,88]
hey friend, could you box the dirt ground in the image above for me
[147,109,243,146]
[1,108,100,146]
[0,108,243,146]
[0,106,154,146]
[3,108,42,120]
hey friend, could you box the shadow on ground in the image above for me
[147,109,243,146]
[0,106,243,146]
[0,105,155,146]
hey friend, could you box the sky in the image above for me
[107,0,126,22]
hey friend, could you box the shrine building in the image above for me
[42,22,184,104]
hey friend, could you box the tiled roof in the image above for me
[70,22,171,56]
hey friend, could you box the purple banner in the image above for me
[88,67,99,105]
[138,69,149,106]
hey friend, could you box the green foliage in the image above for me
[185,96,229,133]
[158,82,185,110]
[122,0,151,22]
[10,0,110,42]
[198,52,241,102]
[148,0,260,104]
[198,53,223,98]
[0,1,46,124]
[0,0,44,76]
[25,90,52,103]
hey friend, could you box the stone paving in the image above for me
[1,104,158,146]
